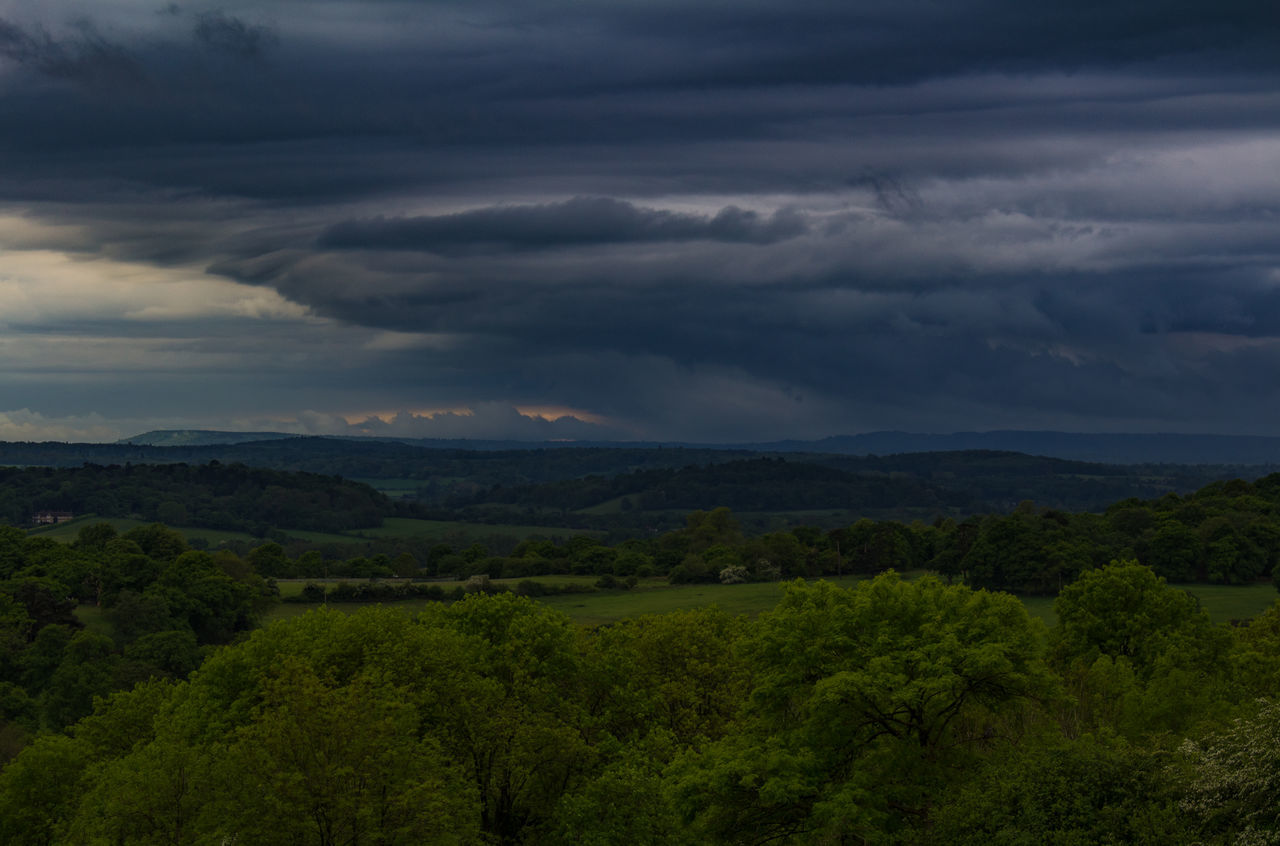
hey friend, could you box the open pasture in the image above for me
[261,575,1279,629]
[352,517,604,541]
[30,515,265,547]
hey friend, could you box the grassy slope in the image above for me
[30,516,266,546]
[28,514,597,549]
[1172,582,1278,623]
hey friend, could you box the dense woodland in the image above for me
[4,562,1280,844]
[0,439,1268,521]
[452,451,1216,518]
[410,475,1280,595]
[5,457,1280,841]
[0,463,395,535]
[4,461,1280,593]
[0,523,276,749]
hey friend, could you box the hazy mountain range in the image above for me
[117,429,1280,466]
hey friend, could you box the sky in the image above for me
[1,1,1279,443]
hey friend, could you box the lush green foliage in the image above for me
[5,567,1280,845]
[0,439,1261,530]
[7,451,1280,843]
[670,575,1054,843]
[0,522,275,750]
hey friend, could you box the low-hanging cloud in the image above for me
[0,409,126,443]
[319,197,810,254]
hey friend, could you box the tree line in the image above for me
[0,523,276,753]
[358,472,1280,594]
[0,462,394,534]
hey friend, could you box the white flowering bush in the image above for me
[1180,699,1280,845]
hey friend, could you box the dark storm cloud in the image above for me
[192,10,278,58]
[3,0,1280,439]
[0,17,143,85]
[320,198,809,253]
[573,0,1280,87]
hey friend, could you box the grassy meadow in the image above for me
[30,515,267,547]
[31,514,604,553]
[260,575,1279,629]
[352,517,605,541]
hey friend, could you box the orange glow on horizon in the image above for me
[337,405,609,427]
[514,405,609,425]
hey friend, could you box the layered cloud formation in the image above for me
[1,1,1279,441]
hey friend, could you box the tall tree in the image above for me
[672,574,1054,844]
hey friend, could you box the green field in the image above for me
[347,478,430,500]
[260,576,870,626]
[349,477,423,490]
[1018,595,1058,626]
[538,576,870,625]
[353,517,605,541]
[270,529,368,544]
[260,576,1279,629]
[264,599,437,622]
[28,516,150,541]
[274,574,608,599]
[575,495,631,515]
[72,604,114,638]
[30,516,267,547]
[1174,582,1278,623]
[29,513,610,553]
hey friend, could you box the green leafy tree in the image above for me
[962,512,1091,594]
[105,589,178,641]
[69,729,214,846]
[39,630,119,730]
[213,661,476,845]
[1145,519,1204,581]
[673,574,1054,844]
[0,733,91,846]
[15,624,72,700]
[121,629,202,679]
[585,607,750,747]
[432,593,593,843]
[684,507,742,552]
[0,577,80,641]
[0,592,32,664]
[931,733,1189,844]
[1052,560,1233,736]
[550,733,696,846]
[122,524,189,564]
[1052,560,1227,676]
[1231,600,1280,696]
[393,551,419,578]
[73,521,118,551]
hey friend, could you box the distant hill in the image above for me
[117,428,1280,464]
[0,462,395,534]
[452,450,1233,522]
[746,431,1280,464]
[119,430,303,447]
[0,440,1275,536]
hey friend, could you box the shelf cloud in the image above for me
[1,1,1279,440]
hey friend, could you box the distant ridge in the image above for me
[118,430,302,447]
[745,431,1280,465]
[115,428,1280,464]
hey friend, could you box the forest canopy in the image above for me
[3,569,1278,844]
